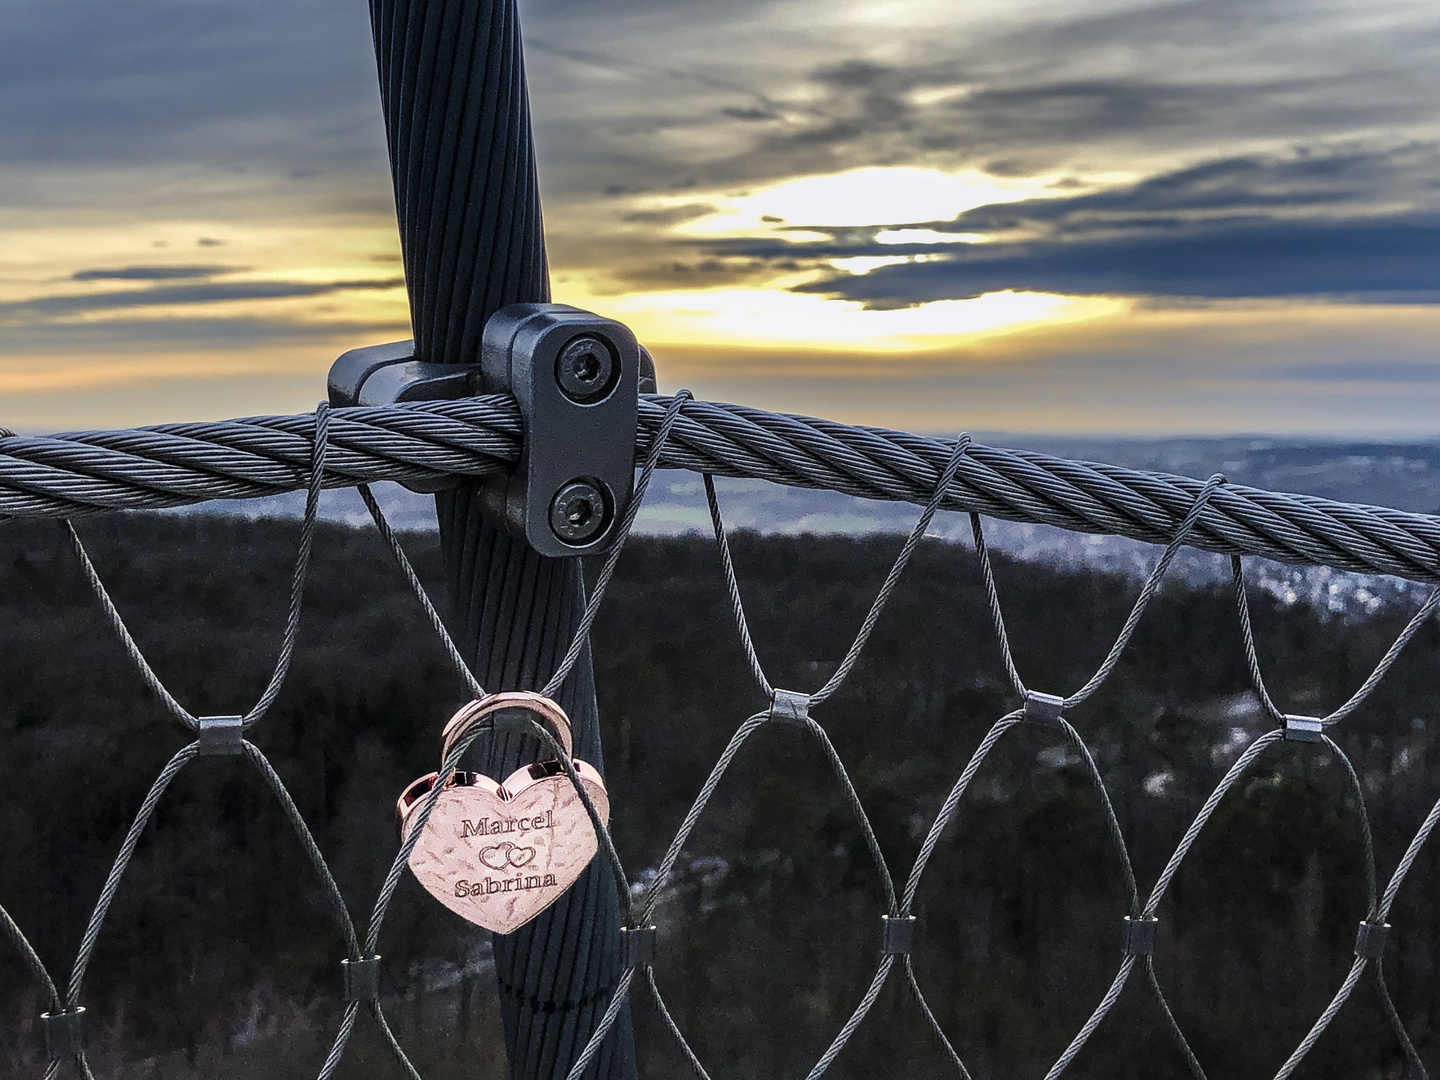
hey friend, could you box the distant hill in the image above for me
[173,435,1440,617]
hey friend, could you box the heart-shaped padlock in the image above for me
[397,691,609,935]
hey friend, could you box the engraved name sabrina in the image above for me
[459,811,555,838]
[455,874,559,897]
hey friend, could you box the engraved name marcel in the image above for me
[459,812,555,838]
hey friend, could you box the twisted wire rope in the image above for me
[5,397,1440,1079]
[1376,959,1431,1080]
[1364,790,1440,1079]
[896,476,1227,1080]
[1214,556,1435,1076]
[0,405,417,1077]
[40,1048,96,1080]
[1322,738,1427,1079]
[893,462,1440,1079]
[543,391,697,701]
[9,388,678,1077]
[1328,584,1440,726]
[357,480,486,700]
[51,403,333,731]
[1103,550,1440,1080]
[9,394,1440,582]
[902,954,975,1080]
[0,904,60,1011]
[560,433,976,1080]
[643,966,711,1080]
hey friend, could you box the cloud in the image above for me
[0,0,391,226]
[8,0,1439,231]
[1,277,406,320]
[0,314,410,355]
[71,265,240,282]
[525,0,1440,201]
[952,146,1440,228]
[518,0,1440,320]
[621,203,717,226]
[6,0,1438,215]
[660,146,1440,304]
[1265,360,1440,384]
[0,0,381,168]
[796,213,1440,305]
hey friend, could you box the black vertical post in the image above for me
[366,2,636,1077]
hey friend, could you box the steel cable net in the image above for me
[4,397,1440,1079]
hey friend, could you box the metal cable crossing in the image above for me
[4,394,1440,1078]
[7,395,1440,582]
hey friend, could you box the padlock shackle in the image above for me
[395,769,506,842]
[439,691,575,766]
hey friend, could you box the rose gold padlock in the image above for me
[397,691,609,935]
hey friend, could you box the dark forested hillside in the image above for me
[2,512,1438,1079]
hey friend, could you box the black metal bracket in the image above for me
[327,305,655,555]
[327,329,657,410]
[328,339,471,410]
[479,303,641,556]
[327,339,491,495]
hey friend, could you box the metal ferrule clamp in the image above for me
[342,956,381,1002]
[1122,915,1158,956]
[42,1007,86,1059]
[881,915,916,955]
[1024,691,1067,730]
[620,925,658,968]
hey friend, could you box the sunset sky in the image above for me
[3,0,1440,434]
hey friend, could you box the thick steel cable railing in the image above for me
[4,393,1440,1078]
[7,395,1440,581]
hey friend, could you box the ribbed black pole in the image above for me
[366,2,636,1077]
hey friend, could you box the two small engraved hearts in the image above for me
[479,838,536,871]
[398,692,609,935]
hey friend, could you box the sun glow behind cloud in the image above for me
[578,165,1129,352]
[668,166,1094,235]
[561,279,1124,353]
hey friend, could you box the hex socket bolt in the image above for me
[555,336,617,404]
[549,480,610,544]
